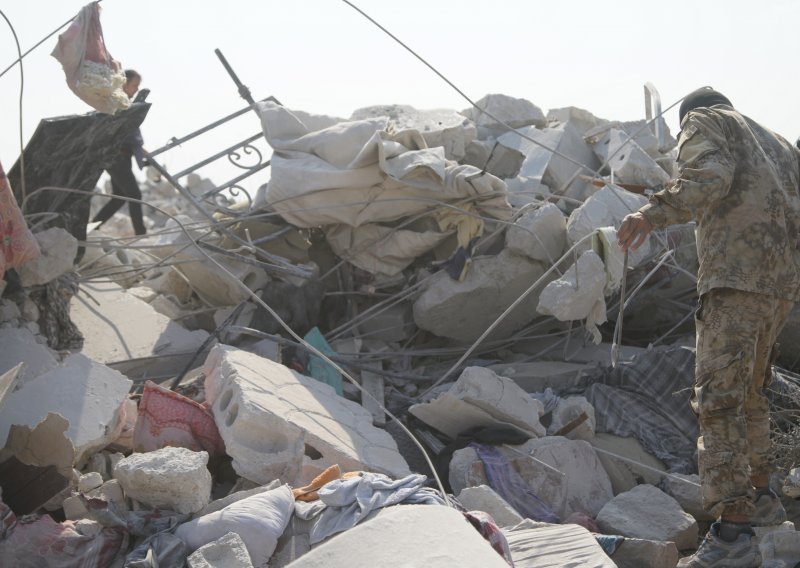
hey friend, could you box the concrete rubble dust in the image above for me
[3,91,800,568]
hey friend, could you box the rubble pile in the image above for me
[3,91,800,567]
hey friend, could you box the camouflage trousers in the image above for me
[693,287,793,518]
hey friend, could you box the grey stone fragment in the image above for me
[457,485,524,527]
[612,538,679,568]
[188,532,254,568]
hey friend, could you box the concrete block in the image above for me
[457,485,524,528]
[505,203,567,263]
[612,538,679,568]
[73,519,103,537]
[413,249,551,343]
[504,176,551,208]
[462,93,546,130]
[537,251,607,341]
[0,328,59,384]
[287,504,510,568]
[410,366,545,439]
[595,484,698,550]
[187,532,254,568]
[0,354,132,465]
[449,437,614,519]
[0,300,20,323]
[20,299,39,322]
[592,128,670,188]
[566,184,649,247]
[202,345,409,486]
[462,138,525,179]
[70,281,209,365]
[663,473,714,522]
[547,106,607,135]
[548,396,595,440]
[63,495,89,520]
[589,433,667,495]
[126,285,158,304]
[239,338,282,362]
[499,122,600,202]
[351,104,476,161]
[759,525,800,565]
[86,479,126,508]
[78,472,103,493]
[113,447,212,514]
[502,519,617,567]
[16,228,78,286]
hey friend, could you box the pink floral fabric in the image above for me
[0,161,39,281]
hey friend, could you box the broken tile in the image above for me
[202,345,409,486]
[114,447,212,514]
[595,484,698,550]
[410,366,546,439]
[288,504,510,567]
[187,532,254,568]
[0,354,132,465]
[16,228,78,287]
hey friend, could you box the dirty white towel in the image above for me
[294,472,446,544]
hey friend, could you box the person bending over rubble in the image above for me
[617,86,800,567]
[92,69,148,235]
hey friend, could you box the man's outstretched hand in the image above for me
[617,212,653,252]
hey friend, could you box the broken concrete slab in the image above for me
[566,184,649,248]
[505,203,567,263]
[69,280,209,367]
[457,485,524,528]
[502,519,617,567]
[462,138,525,179]
[410,366,545,439]
[351,104,477,161]
[504,175,551,208]
[499,121,600,203]
[450,437,614,519]
[187,531,255,568]
[113,447,212,514]
[663,473,714,522]
[0,328,59,384]
[0,354,131,465]
[413,249,551,343]
[591,128,671,188]
[595,484,698,550]
[611,537,679,568]
[287,504,510,568]
[589,433,667,495]
[202,345,410,486]
[463,93,546,132]
[16,228,78,287]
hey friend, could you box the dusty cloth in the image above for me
[471,443,560,524]
[639,105,800,301]
[292,464,342,502]
[0,161,40,281]
[694,288,793,517]
[463,510,515,567]
[29,272,84,350]
[293,472,446,544]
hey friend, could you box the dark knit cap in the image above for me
[679,87,732,124]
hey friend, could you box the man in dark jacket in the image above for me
[618,87,800,567]
[92,69,147,235]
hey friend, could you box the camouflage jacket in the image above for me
[640,105,800,301]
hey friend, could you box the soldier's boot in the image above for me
[750,489,787,527]
[677,522,761,568]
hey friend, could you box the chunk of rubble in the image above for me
[595,484,698,550]
[782,467,800,498]
[413,249,551,343]
[113,447,212,514]
[589,433,667,495]
[463,93,546,132]
[457,485,524,528]
[547,396,596,440]
[611,538,679,568]
[590,128,670,188]
[505,203,567,263]
[16,227,78,287]
[547,106,607,135]
[663,473,714,521]
[536,250,607,342]
[0,354,132,465]
[462,138,525,179]
[351,104,477,161]
[288,504,511,568]
[187,532,254,568]
[504,175,551,208]
[498,121,600,203]
[202,345,409,485]
[565,185,649,249]
[69,280,209,366]
[502,519,617,567]
[449,436,614,519]
[759,525,800,566]
[0,328,59,384]
[409,366,546,439]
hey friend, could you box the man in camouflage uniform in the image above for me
[618,87,800,567]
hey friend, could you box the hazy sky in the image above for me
[2,0,799,189]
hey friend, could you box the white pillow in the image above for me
[175,484,294,566]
